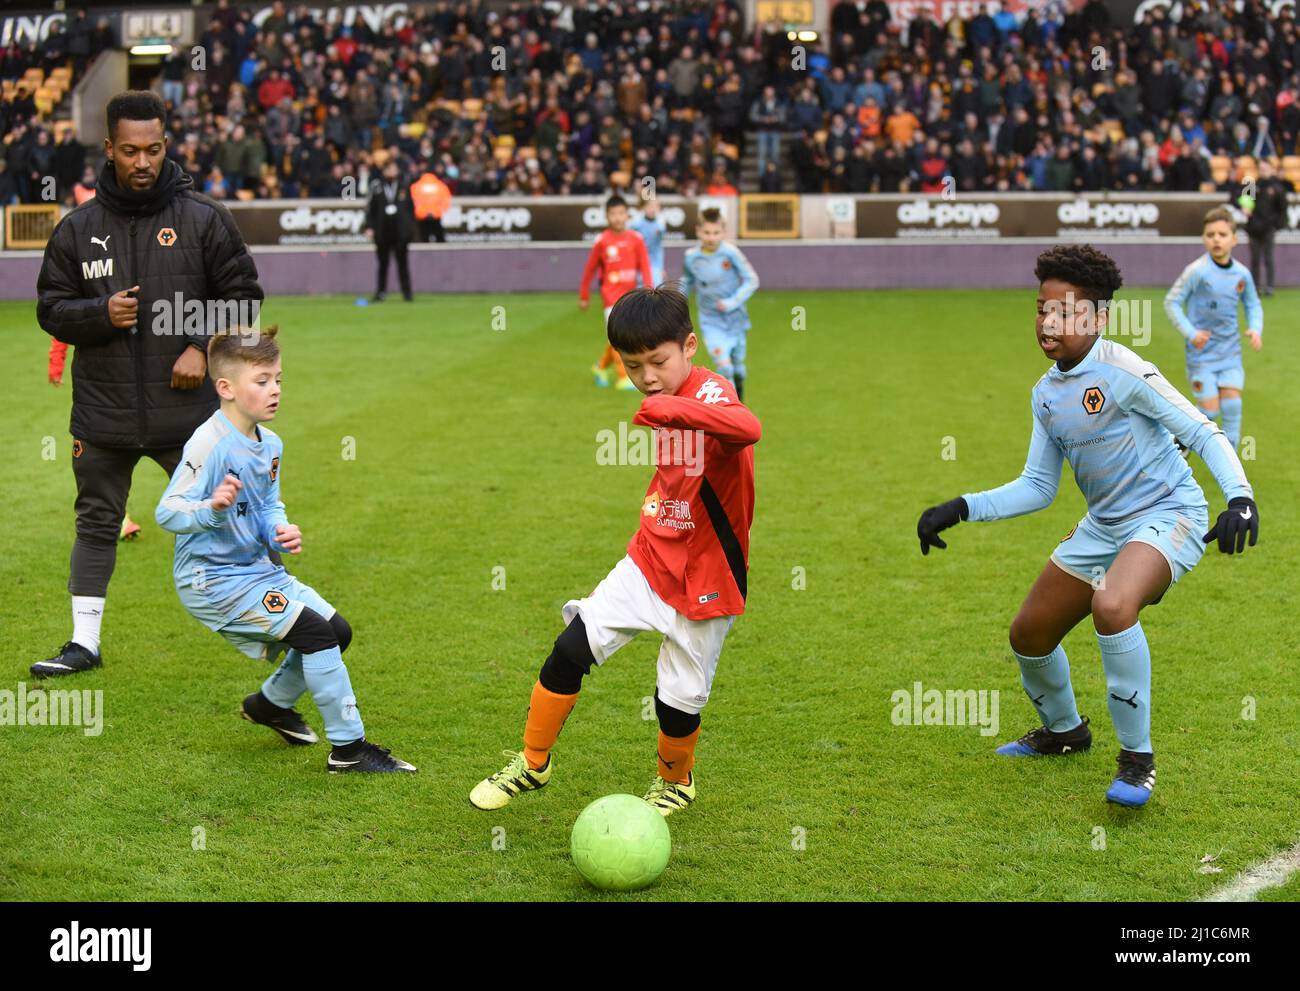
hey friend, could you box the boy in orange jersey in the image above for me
[470,285,760,816]
[579,194,653,391]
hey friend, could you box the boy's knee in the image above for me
[539,615,596,695]
[655,692,701,737]
[328,612,353,653]
[282,607,339,655]
[1009,613,1050,658]
[1091,591,1136,635]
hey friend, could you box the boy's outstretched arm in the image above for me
[1242,270,1263,348]
[578,241,601,305]
[1111,364,1258,553]
[918,408,1063,554]
[632,392,761,447]
[1163,262,1201,342]
[719,245,759,312]
[156,452,238,533]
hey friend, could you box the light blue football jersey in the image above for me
[1163,253,1262,369]
[156,409,289,612]
[963,338,1252,526]
[680,241,759,336]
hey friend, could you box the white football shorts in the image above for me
[562,555,735,715]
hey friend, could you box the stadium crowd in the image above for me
[1,0,1299,204]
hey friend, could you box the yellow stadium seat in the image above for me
[496,133,516,150]
[1209,155,1231,184]
[1281,155,1300,188]
[516,145,537,161]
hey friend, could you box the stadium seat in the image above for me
[493,145,513,165]
[610,170,630,188]
[516,145,537,161]
[1103,118,1124,143]
[1235,155,1258,182]
[1282,155,1300,187]
[1209,155,1231,184]
[461,98,483,119]
[235,189,256,201]
[496,134,516,150]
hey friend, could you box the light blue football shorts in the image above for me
[1051,505,1210,595]
[1186,362,1244,402]
[177,565,336,661]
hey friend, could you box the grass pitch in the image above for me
[1,285,1296,901]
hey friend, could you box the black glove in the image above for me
[1203,497,1259,554]
[918,497,968,555]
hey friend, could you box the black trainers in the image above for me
[241,691,318,745]
[31,641,102,678]
[1106,749,1156,807]
[327,739,417,774]
[996,716,1092,756]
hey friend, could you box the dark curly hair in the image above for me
[106,90,166,141]
[1033,244,1124,307]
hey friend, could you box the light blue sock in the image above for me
[300,646,364,745]
[1220,397,1243,448]
[1012,645,1082,732]
[1196,404,1221,425]
[262,648,308,709]
[1097,621,1152,753]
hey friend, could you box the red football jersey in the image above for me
[627,365,760,620]
[579,228,653,308]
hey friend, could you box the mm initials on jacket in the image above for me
[82,257,114,279]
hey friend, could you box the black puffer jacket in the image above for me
[36,157,264,448]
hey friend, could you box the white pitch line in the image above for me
[1202,839,1300,902]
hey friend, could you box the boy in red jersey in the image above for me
[471,284,760,816]
[579,194,653,392]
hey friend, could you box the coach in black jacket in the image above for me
[33,90,263,677]
[1237,158,1289,296]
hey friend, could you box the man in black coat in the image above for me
[33,90,264,676]
[1238,158,1289,296]
[364,157,416,301]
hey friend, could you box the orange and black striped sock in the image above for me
[522,680,578,770]
[657,727,699,784]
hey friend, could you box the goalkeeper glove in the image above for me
[1202,497,1259,554]
[917,497,968,555]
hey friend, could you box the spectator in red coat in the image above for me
[256,68,294,110]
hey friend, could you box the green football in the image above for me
[570,794,671,891]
